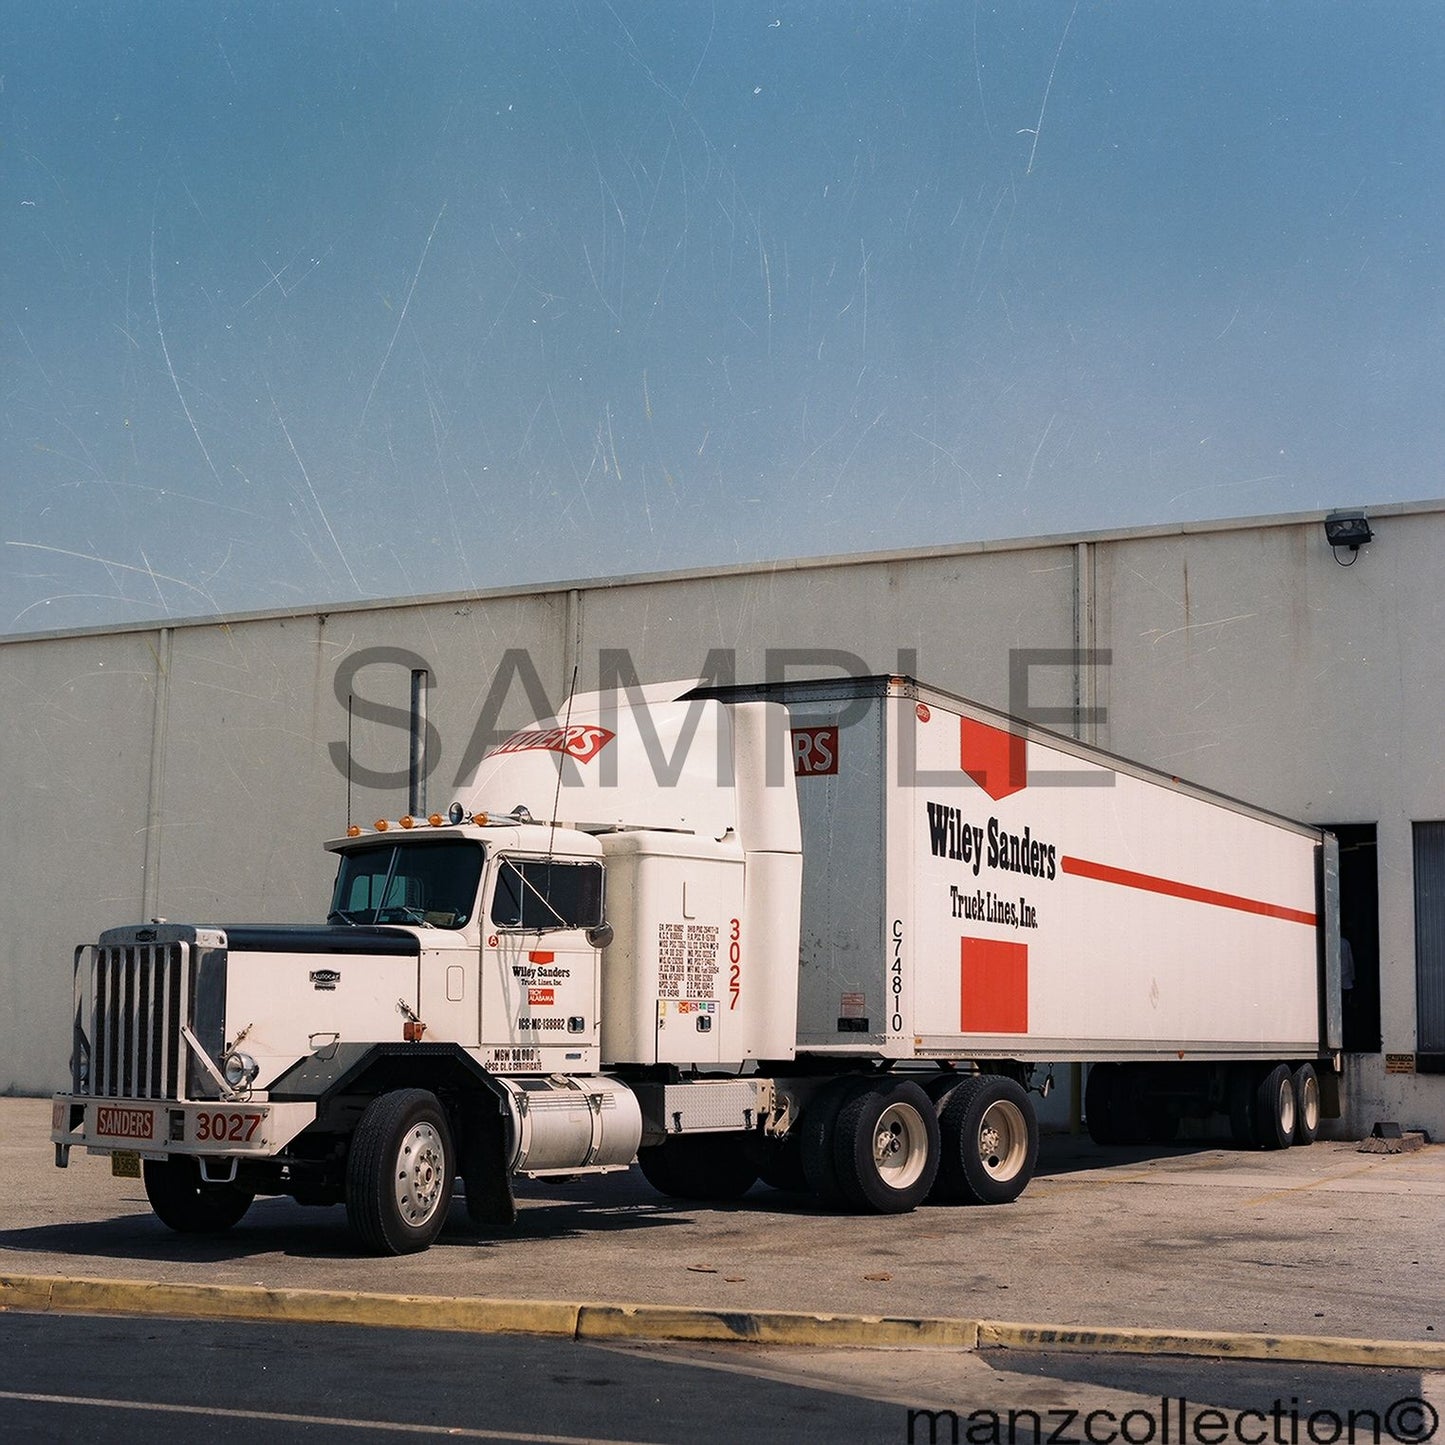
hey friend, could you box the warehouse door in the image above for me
[1413,822,1445,1068]
[1326,824,1381,1054]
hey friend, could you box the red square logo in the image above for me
[960,937,1029,1034]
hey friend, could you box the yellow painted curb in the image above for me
[1,1275,578,1338]
[978,1321,1445,1371]
[576,1303,978,1349]
[0,1277,54,1314]
[4,1276,1440,1369]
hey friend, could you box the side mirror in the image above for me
[586,921,614,949]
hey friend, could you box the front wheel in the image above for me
[346,1089,455,1255]
[936,1076,1038,1205]
[143,1157,255,1235]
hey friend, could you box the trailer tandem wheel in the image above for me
[936,1076,1039,1205]
[1253,1063,1297,1151]
[346,1088,455,1255]
[1291,1063,1320,1145]
[832,1080,940,1214]
[143,1157,255,1235]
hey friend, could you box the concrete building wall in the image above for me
[3,501,1441,1134]
[1096,509,1445,1130]
[2,632,160,1088]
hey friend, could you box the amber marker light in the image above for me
[347,825,362,838]
[428,814,444,827]
[374,819,389,831]
[399,815,415,829]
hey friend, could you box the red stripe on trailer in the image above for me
[1061,855,1317,927]
[960,937,1029,1034]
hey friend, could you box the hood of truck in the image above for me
[215,926,434,1092]
[96,922,420,954]
[223,925,420,956]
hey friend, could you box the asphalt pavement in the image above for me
[3,1098,1442,1362]
[3,1312,1440,1445]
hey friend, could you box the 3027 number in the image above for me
[193,1111,262,1144]
[729,918,742,1010]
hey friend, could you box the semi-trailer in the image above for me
[53,675,1341,1253]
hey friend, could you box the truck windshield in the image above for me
[328,842,484,928]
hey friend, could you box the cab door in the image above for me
[479,854,604,1072]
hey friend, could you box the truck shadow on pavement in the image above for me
[0,1139,1264,1266]
[1029,1135,1241,1176]
[0,1188,703,1266]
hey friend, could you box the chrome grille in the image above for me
[84,942,191,1100]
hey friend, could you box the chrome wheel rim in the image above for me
[394,1121,446,1227]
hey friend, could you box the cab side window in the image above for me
[491,859,603,931]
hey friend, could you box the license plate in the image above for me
[111,1151,141,1178]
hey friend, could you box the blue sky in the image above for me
[3,3,1442,633]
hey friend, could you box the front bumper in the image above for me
[51,1094,316,1167]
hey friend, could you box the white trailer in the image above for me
[52,676,1341,1253]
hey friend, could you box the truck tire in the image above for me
[832,1080,940,1214]
[346,1089,455,1255]
[1253,1063,1296,1151]
[922,1071,968,1109]
[936,1076,1038,1206]
[1084,1063,1123,1145]
[143,1157,254,1234]
[800,1076,872,1208]
[636,1133,758,1201]
[1291,1063,1320,1145]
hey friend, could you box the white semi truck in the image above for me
[53,676,1342,1254]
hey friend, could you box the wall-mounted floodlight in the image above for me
[1324,509,1373,565]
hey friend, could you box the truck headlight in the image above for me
[223,1051,258,1089]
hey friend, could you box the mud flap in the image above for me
[456,1099,517,1230]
